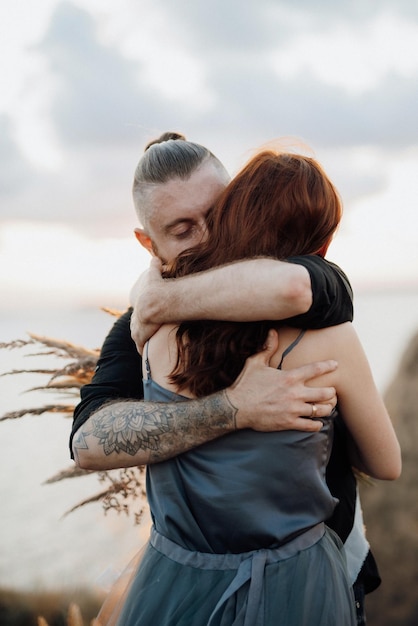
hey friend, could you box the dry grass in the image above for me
[0,314,147,524]
[0,333,99,422]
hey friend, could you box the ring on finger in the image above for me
[311,403,318,418]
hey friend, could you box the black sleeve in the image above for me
[325,416,381,592]
[69,308,144,458]
[325,415,357,543]
[286,255,353,328]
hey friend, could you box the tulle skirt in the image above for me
[97,524,356,626]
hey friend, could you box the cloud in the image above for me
[2,0,417,232]
[151,0,418,53]
[150,0,289,51]
[141,0,418,147]
[37,2,188,147]
[34,1,418,153]
[274,0,418,21]
[192,60,416,152]
[0,115,35,199]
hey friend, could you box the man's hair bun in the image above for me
[145,131,186,151]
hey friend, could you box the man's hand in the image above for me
[226,329,337,432]
[130,258,165,353]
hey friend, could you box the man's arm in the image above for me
[131,256,353,352]
[69,309,144,457]
[72,329,338,470]
[286,256,353,328]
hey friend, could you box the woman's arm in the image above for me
[333,324,401,480]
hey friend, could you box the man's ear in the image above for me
[134,228,155,256]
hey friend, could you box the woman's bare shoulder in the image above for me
[273,322,356,377]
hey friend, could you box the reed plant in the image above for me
[0,309,147,525]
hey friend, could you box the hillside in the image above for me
[360,330,418,625]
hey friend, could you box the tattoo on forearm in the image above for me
[74,391,237,463]
[91,402,172,456]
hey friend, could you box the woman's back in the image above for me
[147,323,338,394]
[144,325,340,553]
[146,321,401,482]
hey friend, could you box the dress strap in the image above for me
[144,340,152,380]
[277,330,306,370]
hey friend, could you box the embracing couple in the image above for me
[71,132,401,625]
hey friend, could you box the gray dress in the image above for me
[104,335,356,625]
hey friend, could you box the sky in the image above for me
[1,0,418,594]
[1,0,418,313]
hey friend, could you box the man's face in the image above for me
[135,161,229,263]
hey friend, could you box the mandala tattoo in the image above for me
[79,391,237,462]
[91,403,172,456]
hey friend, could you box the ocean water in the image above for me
[0,289,417,591]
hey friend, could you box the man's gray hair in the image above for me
[132,135,229,227]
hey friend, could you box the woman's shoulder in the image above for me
[274,322,355,370]
[147,324,178,364]
[307,321,358,355]
[146,324,197,397]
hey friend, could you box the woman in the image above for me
[101,149,401,625]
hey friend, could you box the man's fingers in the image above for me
[302,385,337,404]
[289,360,338,383]
[302,401,336,419]
[291,418,324,432]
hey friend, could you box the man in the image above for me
[71,133,379,624]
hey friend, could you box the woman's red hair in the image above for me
[165,150,342,396]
